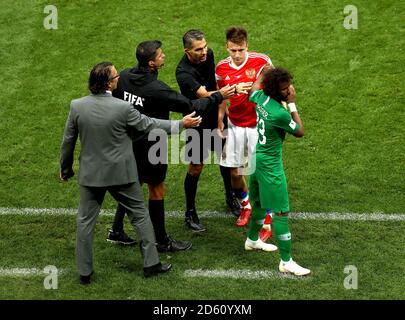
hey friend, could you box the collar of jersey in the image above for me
[229,53,249,70]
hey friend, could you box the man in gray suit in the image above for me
[60,61,201,284]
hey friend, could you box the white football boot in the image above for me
[245,238,278,252]
[279,259,311,276]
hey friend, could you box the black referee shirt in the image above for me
[176,48,220,129]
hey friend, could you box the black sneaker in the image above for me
[185,210,206,232]
[144,262,172,278]
[157,236,192,253]
[226,192,242,217]
[106,229,137,245]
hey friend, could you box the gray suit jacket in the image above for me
[60,92,182,187]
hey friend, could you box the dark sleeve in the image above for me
[190,92,223,116]
[176,68,201,97]
[154,81,223,116]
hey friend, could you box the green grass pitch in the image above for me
[0,0,404,300]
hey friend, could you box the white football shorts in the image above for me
[220,119,258,175]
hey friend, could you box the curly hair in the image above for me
[262,67,293,101]
[88,61,113,94]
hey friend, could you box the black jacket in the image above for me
[113,66,223,121]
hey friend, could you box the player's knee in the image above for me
[188,163,203,176]
[148,183,165,199]
[230,168,241,179]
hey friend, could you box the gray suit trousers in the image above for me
[76,182,159,276]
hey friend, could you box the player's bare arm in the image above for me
[249,77,263,96]
[259,63,273,75]
[249,63,273,95]
[217,99,228,138]
[287,84,304,137]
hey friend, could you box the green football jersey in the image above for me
[249,90,299,172]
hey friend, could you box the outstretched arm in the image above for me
[155,83,227,117]
[195,84,235,99]
[127,105,201,135]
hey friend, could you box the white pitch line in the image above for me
[0,267,302,280]
[0,207,114,217]
[184,269,307,280]
[289,212,405,221]
[0,267,67,276]
[0,207,404,221]
[0,268,42,276]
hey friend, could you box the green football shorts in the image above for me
[249,165,290,214]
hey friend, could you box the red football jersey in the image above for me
[216,52,272,127]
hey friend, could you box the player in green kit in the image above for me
[245,67,311,276]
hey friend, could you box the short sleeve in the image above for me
[176,69,201,96]
[215,63,225,89]
[249,89,262,103]
[215,74,225,89]
[273,109,300,134]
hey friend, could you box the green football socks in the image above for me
[247,202,266,241]
[273,214,292,262]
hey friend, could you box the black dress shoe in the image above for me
[79,271,93,285]
[144,263,172,278]
[157,236,192,253]
[185,210,206,232]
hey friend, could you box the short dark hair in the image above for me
[88,61,113,94]
[226,26,247,45]
[262,67,293,101]
[182,29,205,49]
[136,40,162,68]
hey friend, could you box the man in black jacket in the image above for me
[108,40,235,252]
[176,29,242,233]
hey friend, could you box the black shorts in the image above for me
[133,139,167,185]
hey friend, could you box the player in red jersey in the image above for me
[216,26,273,235]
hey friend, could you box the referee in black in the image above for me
[176,29,242,232]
